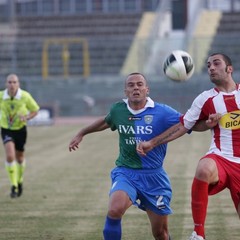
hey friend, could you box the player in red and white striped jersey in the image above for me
[137,53,240,240]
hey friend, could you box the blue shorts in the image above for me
[109,166,172,215]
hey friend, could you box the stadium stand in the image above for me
[188,10,222,73]
[204,11,240,72]
[121,12,156,75]
[0,21,17,73]
[0,0,162,79]
[14,13,142,76]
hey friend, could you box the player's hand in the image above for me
[206,113,221,128]
[69,135,83,152]
[19,114,28,122]
[136,141,153,156]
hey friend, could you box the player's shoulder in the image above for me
[153,102,168,111]
[191,88,218,107]
[154,102,178,112]
[20,89,36,101]
[111,101,127,110]
[197,88,218,99]
[109,101,126,112]
[154,102,166,108]
[111,101,125,108]
[20,89,31,96]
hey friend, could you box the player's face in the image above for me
[6,75,20,97]
[125,74,149,108]
[207,54,232,85]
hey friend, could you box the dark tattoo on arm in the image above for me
[156,125,182,145]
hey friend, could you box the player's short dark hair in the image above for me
[125,73,148,87]
[210,53,232,66]
[127,72,147,80]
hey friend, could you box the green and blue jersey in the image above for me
[105,98,181,169]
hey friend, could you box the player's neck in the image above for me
[8,91,17,98]
[129,100,147,110]
[216,80,237,93]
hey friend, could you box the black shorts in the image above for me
[1,126,27,152]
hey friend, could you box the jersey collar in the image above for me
[214,83,240,93]
[123,97,154,115]
[3,88,22,100]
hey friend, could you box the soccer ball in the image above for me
[163,50,194,82]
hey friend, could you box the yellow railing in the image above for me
[42,37,90,79]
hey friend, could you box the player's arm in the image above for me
[137,122,188,156]
[191,113,221,131]
[136,113,221,156]
[19,111,38,122]
[69,116,109,152]
[20,93,40,122]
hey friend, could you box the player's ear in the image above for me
[226,65,233,73]
[147,86,150,95]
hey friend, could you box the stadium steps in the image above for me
[204,12,240,71]
[188,10,222,73]
[0,23,17,75]
[14,14,142,76]
[121,12,156,75]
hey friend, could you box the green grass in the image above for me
[0,124,238,240]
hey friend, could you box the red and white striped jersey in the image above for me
[181,84,240,163]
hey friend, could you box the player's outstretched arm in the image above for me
[137,122,188,156]
[69,116,109,152]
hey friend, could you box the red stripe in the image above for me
[202,97,222,150]
[223,95,240,157]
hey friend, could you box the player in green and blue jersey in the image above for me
[69,72,202,240]
[0,74,39,198]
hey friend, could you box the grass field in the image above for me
[0,122,238,240]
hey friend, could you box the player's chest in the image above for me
[211,93,240,113]
[2,100,25,111]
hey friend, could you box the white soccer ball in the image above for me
[163,50,194,82]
